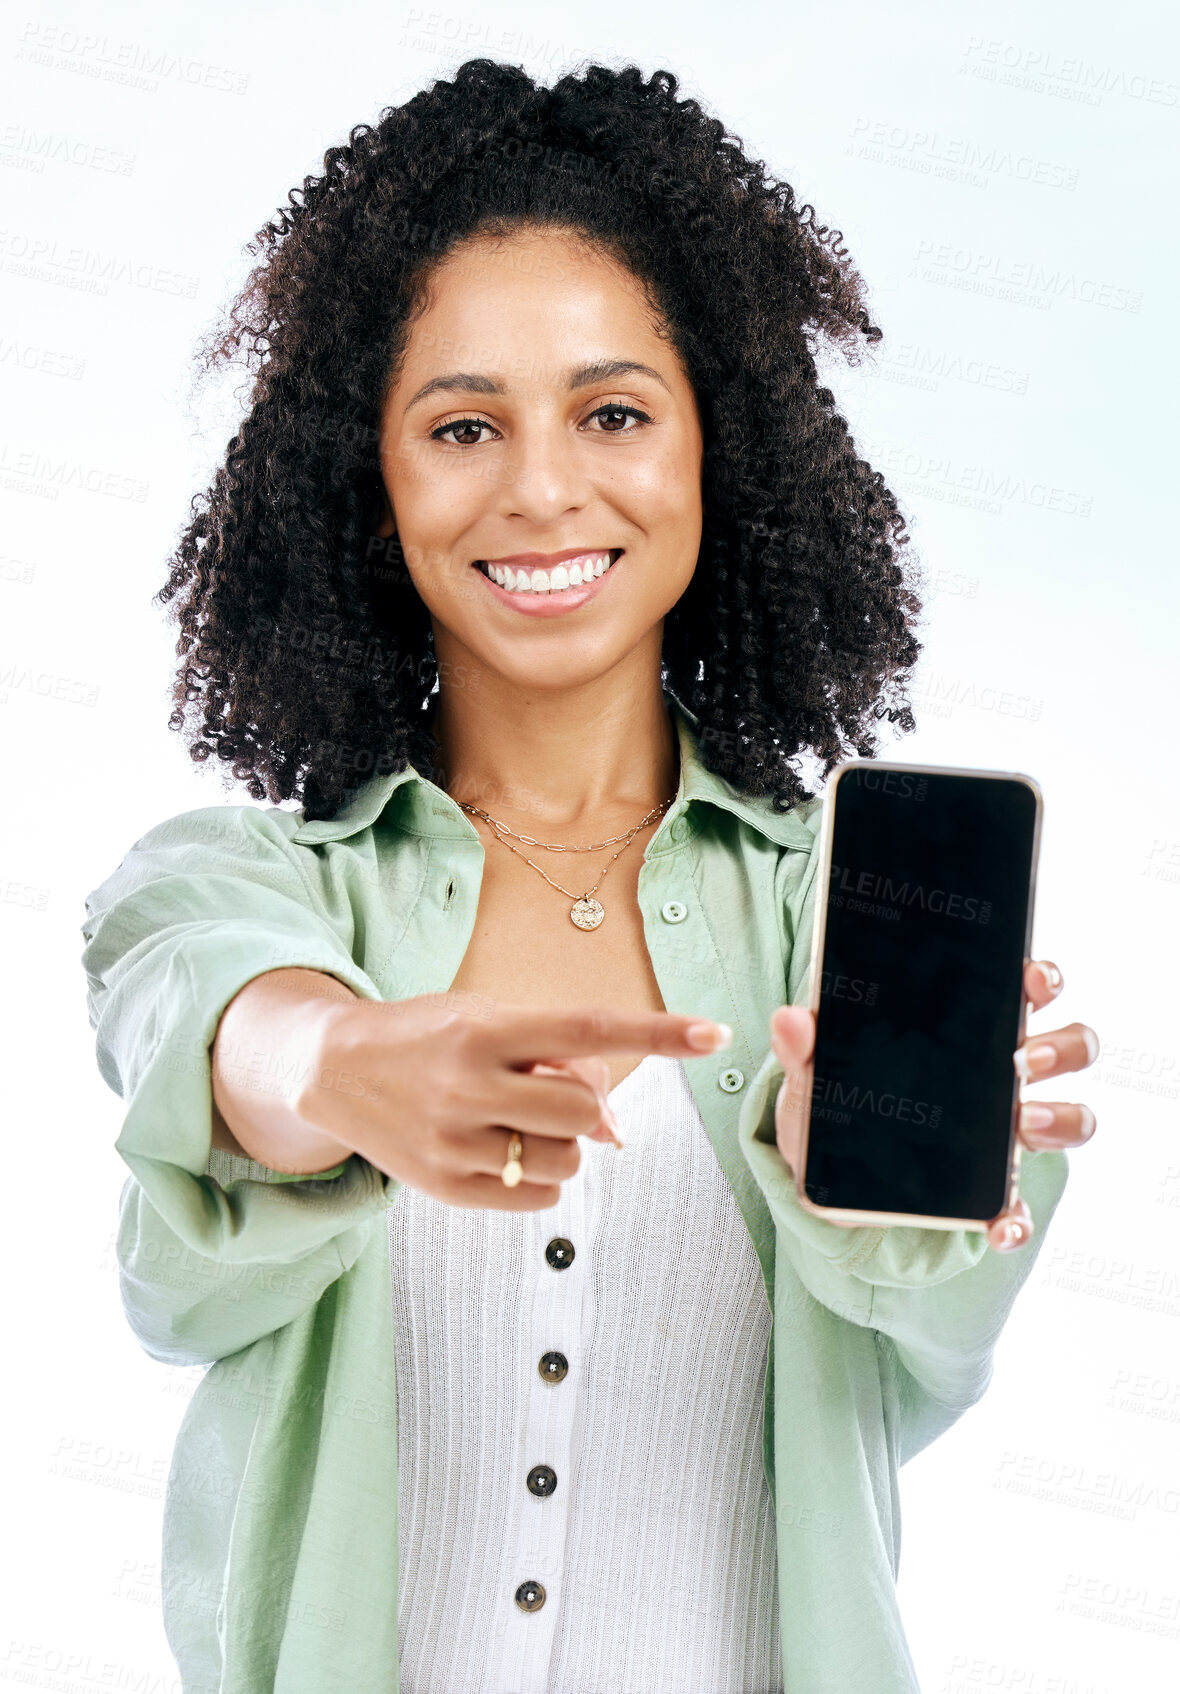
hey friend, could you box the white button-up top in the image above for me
[388,1052,782,1693]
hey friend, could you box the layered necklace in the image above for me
[456,797,675,929]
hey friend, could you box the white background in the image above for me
[3,1,1178,1689]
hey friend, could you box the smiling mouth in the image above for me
[472,549,623,594]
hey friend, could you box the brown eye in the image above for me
[431,417,494,446]
[588,405,648,433]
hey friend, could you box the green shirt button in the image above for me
[661,899,688,923]
[719,1067,745,1092]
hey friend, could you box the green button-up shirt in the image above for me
[81,690,1068,1693]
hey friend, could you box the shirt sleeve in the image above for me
[81,803,399,1367]
[737,817,1071,1429]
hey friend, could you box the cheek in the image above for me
[607,441,701,536]
[386,443,485,539]
[630,472,702,561]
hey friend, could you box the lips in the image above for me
[470,548,624,616]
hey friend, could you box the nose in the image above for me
[498,414,592,527]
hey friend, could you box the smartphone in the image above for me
[796,760,1042,1231]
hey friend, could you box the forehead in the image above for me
[396,229,672,377]
[429,224,636,288]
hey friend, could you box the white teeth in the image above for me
[483,551,617,594]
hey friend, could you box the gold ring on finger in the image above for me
[501,1132,525,1188]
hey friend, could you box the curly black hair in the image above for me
[158,57,924,822]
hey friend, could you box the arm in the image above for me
[210,966,361,1176]
[739,1042,1068,1411]
[82,805,398,1368]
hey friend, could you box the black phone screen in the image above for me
[804,765,1039,1224]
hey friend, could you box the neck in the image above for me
[428,668,681,834]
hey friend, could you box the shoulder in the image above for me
[786,795,824,842]
[124,802,305,856]
[83,803,313,928]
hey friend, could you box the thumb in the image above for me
[528,1055,620,1145]
[769,1004,814,1072]
[769,1004,815,1186]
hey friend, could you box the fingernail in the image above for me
[592,1125,624,1148]
[593,1114,625,1149]
[1041,962,1063,992]
[998,1219,1026,1250]
[687,1020,732,1052]
[1021,1103,1056,1130]
[1014,1043,1056,1080]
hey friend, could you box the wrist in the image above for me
[291,992,367,1156]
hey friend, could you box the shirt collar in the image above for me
[291,690,818,851]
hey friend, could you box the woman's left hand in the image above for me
[769,958,1098,1254]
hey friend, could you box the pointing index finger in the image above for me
[493,1005,733,1063]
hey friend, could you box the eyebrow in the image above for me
[405,358,671,411]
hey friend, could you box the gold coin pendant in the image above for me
[570,898,605,930]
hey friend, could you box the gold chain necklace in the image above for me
[458,798,674,929]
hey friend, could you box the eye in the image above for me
[430,415,497,447]
[585,404,650,433]
[428,402,652,447]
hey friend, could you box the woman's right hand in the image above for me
[296,991,732,1210]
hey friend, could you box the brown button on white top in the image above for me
[526,1464,557,1497]
[515,1579,546,1613]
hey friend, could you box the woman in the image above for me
[81,59,1097,1694]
